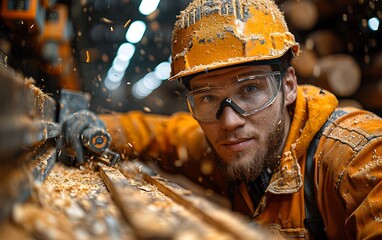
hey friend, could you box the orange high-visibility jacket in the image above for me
[100,85,382,239]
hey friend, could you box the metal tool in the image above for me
[81,127,111,154]
[59,89,120,166]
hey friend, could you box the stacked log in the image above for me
[283,0,319,31]
[307,30,344,56]
[284,0,381,112]
[292,45,317,79]
[313,54,361,97]
[292,48,362,97]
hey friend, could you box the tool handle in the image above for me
[100,149,121,167]
[81,127,111,154]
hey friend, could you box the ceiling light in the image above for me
[125,20,146,43]
[107,67,124,83]
[142,72,161,90]
[117,43,136,61]
[132,81,153,99]
[139,0,161,16]
[154,61,171,80]
[112,57,130,72]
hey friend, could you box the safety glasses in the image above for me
[186,71,282,122]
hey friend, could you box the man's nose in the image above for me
[215,98,246,129]
[215,98,245,119]
[217,105,246,130]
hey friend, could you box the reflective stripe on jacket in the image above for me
[100,85,382,239]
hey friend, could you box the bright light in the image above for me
[131,60,172,98]
[107,67,124,83]
[105,77,122,90]
[154,61,171,80]
[132,81,153,99]
[368,17,380,31]
[142,72,161,90]
[117,43,135,61]
[112,57,130,72]
[125,21,146,43]
[132,72,161,99]
[139,0,160,16]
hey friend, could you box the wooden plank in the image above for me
[0,118,60,155]
[143,173,271,240]
[0,163,30,222]
[0,57,61,224]
[0,60,56,121]
[100,166,173,239]
[0,143,57,222]
[8,162,134,239]
[101,164,271,240]
[31,142,58,182]
[0,59,60,159]
[115,161,272,240]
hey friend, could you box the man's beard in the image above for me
[210,111,286,182]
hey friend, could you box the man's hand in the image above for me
[61,110,110,164]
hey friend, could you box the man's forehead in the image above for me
[189,65,273,89]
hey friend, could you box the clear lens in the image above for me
[186,71,281,122]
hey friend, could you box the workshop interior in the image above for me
[1,0,382,114]
[0,0,381,239]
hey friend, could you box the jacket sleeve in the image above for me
[99,111,228,193]
[315,107,382,239]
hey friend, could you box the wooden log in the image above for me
[292,45,318,78]
[353,79,382,110]
[314,54,361,97]
[306,30,344,56]
[314,0,357,20]
[282,0,319,31]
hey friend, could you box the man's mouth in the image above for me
[221,138,254,151]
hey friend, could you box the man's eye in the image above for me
[243,84,259,94]
[200,95,218,103]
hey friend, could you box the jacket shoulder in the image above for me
[317,107,382,192]
[322,107,382,148]
[314,107,382,238]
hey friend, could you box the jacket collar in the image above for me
[267,85,338,194]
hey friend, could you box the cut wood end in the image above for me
[292,46,317,78]
[283,0,319,30]
[316,54,362,97]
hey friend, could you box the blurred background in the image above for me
[0,0,381,116]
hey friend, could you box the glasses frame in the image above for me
[186,71,283,123]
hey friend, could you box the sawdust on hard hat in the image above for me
[175,0,285,30]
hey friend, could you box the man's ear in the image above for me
[283,66,298,106]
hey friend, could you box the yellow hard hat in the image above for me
[170,0,300,81]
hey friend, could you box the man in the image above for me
[63,0,382,239]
